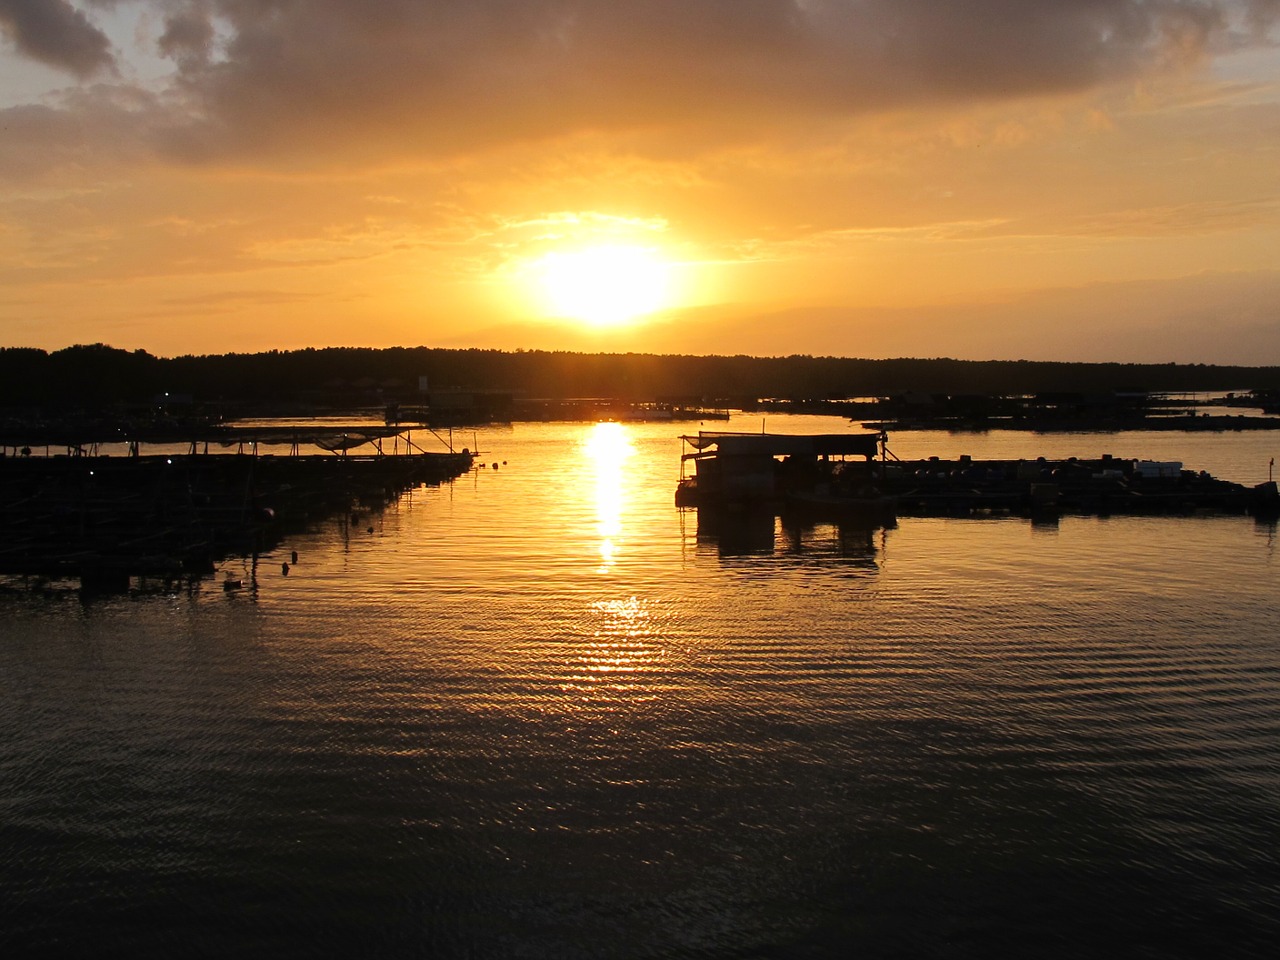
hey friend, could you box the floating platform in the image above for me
[0,425,473,591]
[676,432,1280,522]
[873,456,1277,519]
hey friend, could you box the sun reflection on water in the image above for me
[561,596,662,697]
[583,422,634,574]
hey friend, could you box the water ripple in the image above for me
[3,419,1280,957]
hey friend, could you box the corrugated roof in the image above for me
[682,432,880,458]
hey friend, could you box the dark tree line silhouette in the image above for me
[3,343,1278,410]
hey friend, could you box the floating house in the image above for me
[677,431,883,507]
[676,430,1279,521]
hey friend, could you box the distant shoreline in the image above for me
[861,415,1280,433]
[4,345,1280,414]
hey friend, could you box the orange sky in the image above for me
[2,1,1279,363]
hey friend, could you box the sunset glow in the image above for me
[2,2,1279,362]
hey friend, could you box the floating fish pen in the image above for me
[0,424,474,591]
[677,431,1280,522]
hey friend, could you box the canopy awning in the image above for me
[681,432,880,459]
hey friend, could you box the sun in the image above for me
[535,245,672,327]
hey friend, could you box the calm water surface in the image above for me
[3,416,1279,958]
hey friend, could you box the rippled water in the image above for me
[3,416,1279,958]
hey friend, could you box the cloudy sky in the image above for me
[2,0,1279,362]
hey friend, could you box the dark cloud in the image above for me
[1242,0,1280,30]
[0,0,115,77]
[135,0,1269,162]
[0,87,170,181]
[5,2,1276,166]
[158,5,216,66]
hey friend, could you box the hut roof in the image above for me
[681,431,880,459]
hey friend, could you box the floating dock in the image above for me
[677,431,1280,522]
[0,424,473,591]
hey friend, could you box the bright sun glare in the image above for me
[537,245,671,327]
[585,421,633,573]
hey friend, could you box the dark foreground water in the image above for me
[3,417,1279,958]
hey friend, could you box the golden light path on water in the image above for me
[585,421,633,575]
[578,422,658,691]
